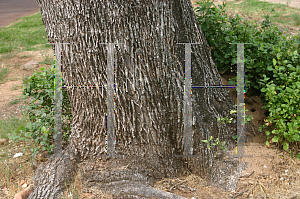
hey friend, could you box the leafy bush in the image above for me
[195,0,300,156]
[194,0,300,96]
[259,50,300,154]
[9,66,72,155]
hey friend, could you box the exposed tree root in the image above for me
[27,147,77,199]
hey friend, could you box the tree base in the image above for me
[78,156,189,198]
[28,147,77,199]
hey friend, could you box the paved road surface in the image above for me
[0,0,39,28]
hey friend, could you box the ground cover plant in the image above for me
[8,65,72,156]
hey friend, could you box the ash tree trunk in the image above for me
[29,0,241,198]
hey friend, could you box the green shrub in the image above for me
[195,0,300,157]
[259,50,300,155]
[194,0,300,96]
[9,65,72,156]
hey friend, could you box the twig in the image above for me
[239,171,254,178]
[170,179,188,190]
[259,182,269,198]
[246,180,258,198]
[232,189,249,199]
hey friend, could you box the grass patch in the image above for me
[0,12,52,55]
[225,0,300,27]
[292,13,300,26]
[0,67,9,83]
[8,99,21,105]
[0,116,27,139]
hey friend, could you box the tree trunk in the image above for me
[29,0,242,198]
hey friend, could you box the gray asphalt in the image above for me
[0,0,39,28]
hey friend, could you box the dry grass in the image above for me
[0,141,36,198]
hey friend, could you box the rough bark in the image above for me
[29,0,242,198]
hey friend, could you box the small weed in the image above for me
[8,77,20,81]
[0,67,9,83]
[9,66,72,156]
[20,55,29,59]
[8,99,21,105]
[292,13,300,26]
[11,84,20,91]
[22,74,30,84]
[0,116,27,139]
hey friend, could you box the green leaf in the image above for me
[26,122,32,130]
[17,125,26,132]
[41,126,47,133]
[273,58,277,66]
[272,136,278,142]
[230,110,237,114]
[283,142,289,151]
[267,65,273,71]
[293,50,298,56]
[266,141,270,146]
